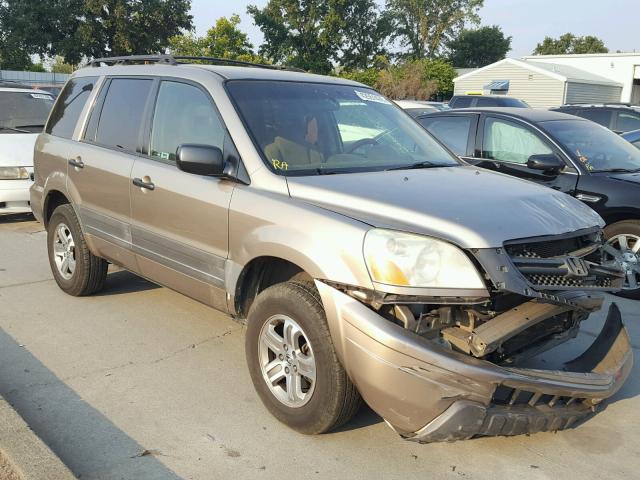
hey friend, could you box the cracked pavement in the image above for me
[1,213,639,480]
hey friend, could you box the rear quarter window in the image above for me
[419,116,473,155]
[46,76,98,139]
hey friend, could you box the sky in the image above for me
[190,0,639,58]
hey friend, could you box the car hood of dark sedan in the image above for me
[286,166,604,249]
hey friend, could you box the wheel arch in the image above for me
[43,189,71,227]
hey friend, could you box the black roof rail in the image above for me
[88,54,305,72]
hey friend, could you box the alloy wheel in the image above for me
[258,314,316,408]
[603,233,640,290]
[52,223,76,280]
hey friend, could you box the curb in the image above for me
[0,396,76,480]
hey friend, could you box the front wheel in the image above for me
[245,281,361,434]
[603,220,640,299]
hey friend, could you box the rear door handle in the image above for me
[133,177,155,191]
[68,158,84,169]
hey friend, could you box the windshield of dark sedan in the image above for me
[227,80,459,175]
[542,119,640,172]
[0,91,54,132]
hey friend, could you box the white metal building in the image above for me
[452,55,640,108]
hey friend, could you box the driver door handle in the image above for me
[133,177,155,191]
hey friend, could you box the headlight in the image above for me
[0,167,30,180]
[364,229,485,289]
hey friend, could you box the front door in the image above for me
[130,80,234,310]
[471,115,579,194]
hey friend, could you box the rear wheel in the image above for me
[47,204,108,296]
[245,281,361,434]
[603,220,640,299]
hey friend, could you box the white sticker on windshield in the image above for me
[354,90,391,105]
[30,93,53,100]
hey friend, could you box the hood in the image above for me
[286,166,604,249]
[607,171,640,186]
[0,133,38,167]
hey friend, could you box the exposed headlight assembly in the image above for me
[364,229,485,289]
[0,167,30,180]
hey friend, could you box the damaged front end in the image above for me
[318,228,632,442]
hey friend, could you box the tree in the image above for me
[447,26,511,67]
[247,0,341,74]
[332,0,392,70]
[385,0,484,59]
[169,14,258,61]
[533,33,608,55]
[0,0,193,66]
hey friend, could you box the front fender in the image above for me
[226,186,374,306]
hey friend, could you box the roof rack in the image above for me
[87,54,305,72]
[563,102,637,108]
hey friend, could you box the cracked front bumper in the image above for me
[316,282,632,442]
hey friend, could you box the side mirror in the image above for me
[176,144,224,176]
[527,154,564,174]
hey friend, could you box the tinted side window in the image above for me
[576,109,613,128]
[150,81,225,162]
[419,116,472,155]
[475,97,495,107]
[451,96,473,108]
[95,78,153,152]
[617,112,640,132]
[46,76,97,139]
[482,117,553,164]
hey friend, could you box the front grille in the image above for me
[493,385,585,409]
[525,274,613,288]
[505,231,622,290]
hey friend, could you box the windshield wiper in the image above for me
[385,161,443,171]
[594,168,640,173]
[0,126,31,133]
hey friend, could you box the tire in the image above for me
[604,220,640,300]
[245,281,362,434]
[47,204,108,296]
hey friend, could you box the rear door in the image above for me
[70,76,154,271]
[417,114,478,156]
[472,114,579,193]
[129,79,235,310]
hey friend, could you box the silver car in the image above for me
[31,55,632,443]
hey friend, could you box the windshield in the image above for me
[0,91,54,133]
[541,119,640,172]
[227,81,459,175]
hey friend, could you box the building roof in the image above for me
[454,58,623,87]
[523,60,623,86]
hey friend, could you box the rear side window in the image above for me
[95,78,153,152]
[576,109,613,128]
[150,81,225,162]
[451,96,473,108]
[419,116,472,155]
[617,112,640,132]
[46,76,97,139]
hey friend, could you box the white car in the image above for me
[395,100,450,117]
[0,86,55,214]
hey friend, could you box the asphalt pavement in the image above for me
[1,213,639,480]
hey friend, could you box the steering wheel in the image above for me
[345,137,379,154]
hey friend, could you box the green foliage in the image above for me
[0,0,193,66]
[337,68,381,87]
[385,0,484,59]
[447,26,511,67]
[51,56,74,74]
[169,14,256,61]
[27,62,46,72]
[247,0,339,74]
[373,58,456,100]
[533,33,608,55]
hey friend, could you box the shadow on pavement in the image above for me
[333,404,383,433]
[0,328,183,480]
[94,269,161,297]
[0,213,35,224]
